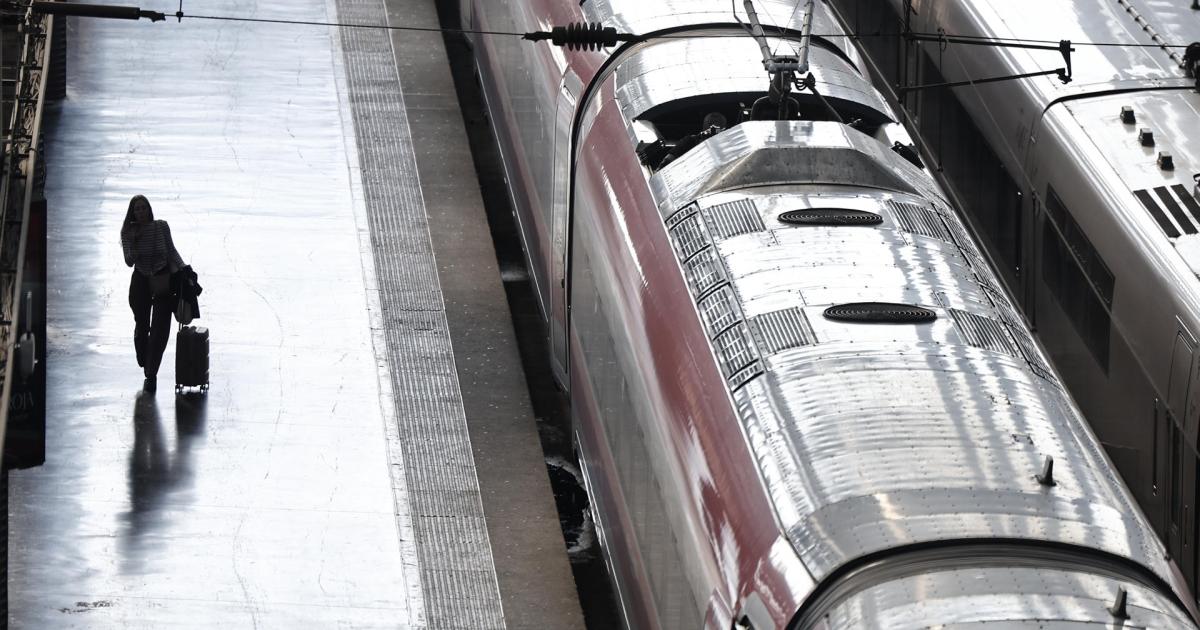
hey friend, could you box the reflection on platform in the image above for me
[121,393,205,576]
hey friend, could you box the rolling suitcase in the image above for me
[176,325,209,393]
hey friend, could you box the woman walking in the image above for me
[121,195,186,392]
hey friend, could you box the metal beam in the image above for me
[31,2,164,22]
[0,4,52,466]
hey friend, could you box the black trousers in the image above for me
[129,270,174,378]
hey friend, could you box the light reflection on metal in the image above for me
[648,123,942,212]
[647,120,1189,622]
[613,38,890,124]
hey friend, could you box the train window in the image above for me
[1041,187,1114,371]
[912,54,1023,287]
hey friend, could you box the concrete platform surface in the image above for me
[6,0,583,628]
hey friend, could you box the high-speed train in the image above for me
[455,0,1200,627]
[826,0,1200,601]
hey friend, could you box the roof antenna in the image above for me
[1036,455,1057,487]
[1109,588,1130,620]
[739,0,843,123]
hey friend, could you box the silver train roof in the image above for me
[613,36,890,129]
[652,120,1167,575]
[911,0,1197,96]
[891,0,1200,278]
[653,120,1190,626]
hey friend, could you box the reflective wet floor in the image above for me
[7,0,580,627]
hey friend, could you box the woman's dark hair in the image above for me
[121,195,153,237]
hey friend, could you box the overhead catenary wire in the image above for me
[54,8,1192,50]
[177,13,527,37]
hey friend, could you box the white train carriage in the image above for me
[826,0,1200,598]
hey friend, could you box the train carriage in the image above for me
[826,0,1200,599]
[455,0,1200,626]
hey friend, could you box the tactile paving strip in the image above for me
[332,0,506,627]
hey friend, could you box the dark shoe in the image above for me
[143,377,156,393]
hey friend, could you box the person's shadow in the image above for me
[119,391,208,574]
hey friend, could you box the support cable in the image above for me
[899,35,1075,93]
[17,3,1193,50]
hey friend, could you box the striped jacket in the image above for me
[122,220,185,277]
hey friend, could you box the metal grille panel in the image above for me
[714,323,760,381]
[974,272,1007,303]
[942,211,987,263]
[333,0,505,626]
[683,247,727,299]
[729,363,763,391]
[699,286,741,337]
[664,204,698,230]
[752,308,816,353]
[669,212,711,262]
[949,309,1017,357]
[996,304,1057,384]
[889,200,950,241]
[667,199,763,390]
[704,198,764,240]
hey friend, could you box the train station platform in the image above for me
[6,0,585,628]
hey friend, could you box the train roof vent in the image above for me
[699,286,742,338]
[1133,186,1200,238]
[751,308,816,353]
[949,308,1017,357]
[667,207,712,261]
[682,247,727,300]
[823,302,937,324]
[887,200,951,241]
[994,303,1058,384]
[714,323,762,390]
[778,208,883,226]
[704,199,765,239]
